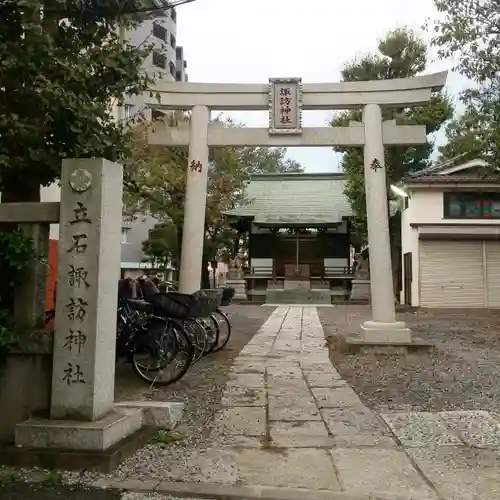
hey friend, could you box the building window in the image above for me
[404,197,409,210]
[123,104,133,119]
[121,227,130,244]
[175,70,182,81]
[171,8,177,22]
[443,192,500,219]
[170,34,176,48]
[176,46,182,58]
[169,61,176,78]
[152,23,167,42]
[152,51,166,69]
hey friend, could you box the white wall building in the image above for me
[400,159,500,308]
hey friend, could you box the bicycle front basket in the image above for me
[148,292,194,319]
[195,288,223,306]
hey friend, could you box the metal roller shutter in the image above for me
[419,240,485,308]
[486,241,500,308]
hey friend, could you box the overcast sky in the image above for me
[176,0,469,172]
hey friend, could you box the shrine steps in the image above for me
[265,289,332,305]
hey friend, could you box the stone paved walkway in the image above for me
[101,306,500,500]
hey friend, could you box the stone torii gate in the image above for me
[146,72,447,344]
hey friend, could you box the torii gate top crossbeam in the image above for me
[146,71,447,111]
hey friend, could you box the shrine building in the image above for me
[224,172,354,303]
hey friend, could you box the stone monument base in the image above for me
[226,279,247,301]
[0,426,154,473]
[6,409,146,472]
[350,279,370,301]
[15,409,142,451]
[361,320,412,344]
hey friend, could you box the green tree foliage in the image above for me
[430,0,500,166]
[125,116,303,280]
[431,0,500,83]
[0,0,153,202]
[331,28,453,245]
[438,83,500,165]
[142,221,178,269]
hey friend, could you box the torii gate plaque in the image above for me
[268,77,302,135]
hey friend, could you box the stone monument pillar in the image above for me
[226,251,247,301]
[361,104,411,343]
[350,252,371,301]
[15,158,142,452]
[178,105,210,294]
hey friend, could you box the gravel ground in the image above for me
[318,306,500,413]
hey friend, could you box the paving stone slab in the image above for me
[226,373,265,388]
[269,401,322,421]
[381,412,463,447]
[212,434,265,449]
[236,448,340,490]
[273,340,302,351]
[270,421,333,448]
[230,360,267,374]
[321,406,389,436]
[312,387,362,408]
[301,361,339,373]
[269,394,318,408]
[215,407,266,436]
[267,378,309,391]
[222,386,267,407]
[331,448,437,499]
[266,357,300,365]
[305,372,345,388]
[439,410,500,448]
[407,445,500,500]
[269,351,302,362]
[267,365,303,379]
[239,347,272,356]
[246,337,275,345]
[332,433,398,448]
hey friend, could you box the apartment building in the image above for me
[121,8,178,121]
[175,46,189,82]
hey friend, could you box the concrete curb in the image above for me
[93,478,411,500]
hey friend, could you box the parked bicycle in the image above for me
[44,277,235,387]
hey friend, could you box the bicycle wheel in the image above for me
[197,316,219,354]
[182,319,209,362]
[211,308,232,352]
[132,319,194,386]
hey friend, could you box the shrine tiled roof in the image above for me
[224,173,352,226]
